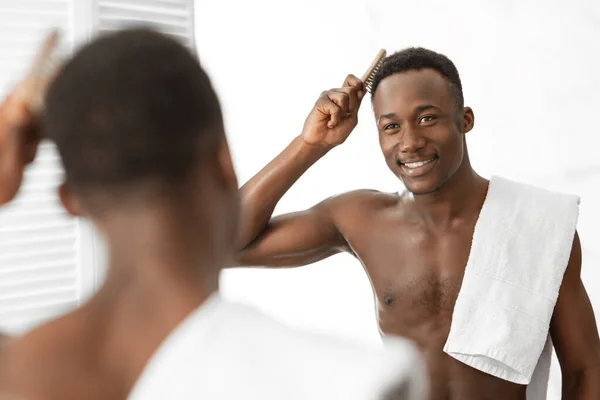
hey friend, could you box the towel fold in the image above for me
[443,175,579,399]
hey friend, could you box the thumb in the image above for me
[4,82,34,128]
[357,87,366,102]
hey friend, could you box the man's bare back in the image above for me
[0,305,126,399]
[235,48,600,399]
[0,280,207,400]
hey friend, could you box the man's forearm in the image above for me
[236,135,330,250]
[562,367,600,399]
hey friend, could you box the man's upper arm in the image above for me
[234,195,351,268]
[550,232,600,382]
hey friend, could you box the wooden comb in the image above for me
[15,29,61,113]
[361,49,387,94]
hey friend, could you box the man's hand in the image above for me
[301,74,365,149]
[0,81,42,206]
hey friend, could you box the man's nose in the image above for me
[399,127,426,153]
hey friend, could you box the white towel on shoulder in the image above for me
[443,175,579,399]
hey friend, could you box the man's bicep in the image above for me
[550,232,600,375]
[234,204,347,268]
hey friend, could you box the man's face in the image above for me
[372,69,472,195]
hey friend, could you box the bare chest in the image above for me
[342,212,477,336]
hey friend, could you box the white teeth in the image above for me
[404,158,435,169]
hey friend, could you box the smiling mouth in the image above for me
[400,156,437,169]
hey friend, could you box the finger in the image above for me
[343,74,364,92]
[316,95,344,128]
[0,92,39,159]
[6,82,36,128]
[331,86,359,115]
[0,104,26,151]
[356,87,366,102]
[326,90,350,115]
[343,74,366,104]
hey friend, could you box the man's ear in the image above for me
[462,106,475,134]
[58,182,83,217]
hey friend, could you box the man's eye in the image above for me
[419,116,436,123]
[384,123,399,130]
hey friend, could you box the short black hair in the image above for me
[371,47,464,109]
[45,28,223,199]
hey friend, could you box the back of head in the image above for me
[371,47,464,110]
[45,28,224,212]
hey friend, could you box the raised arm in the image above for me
[234,75,365,267]
[236,194,353,267]
[550,231,600,399]
[0,83,42,206]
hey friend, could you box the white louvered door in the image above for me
[92,0,195,49]
[0,0,197,335]
[0,0,96,335]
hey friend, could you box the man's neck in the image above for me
[410,162,489,226]
[92,257,219,393]
[88,208,224,392]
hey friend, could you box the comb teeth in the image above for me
[363,61,383,93]
[361,49,387,94]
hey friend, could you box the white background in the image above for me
[195,0,600,397]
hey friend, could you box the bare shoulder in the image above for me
[0,334,11,350]
[0,310,116,400]
[321,189,402,216]
[0,316,78,394]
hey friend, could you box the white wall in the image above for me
[195,0,600,397]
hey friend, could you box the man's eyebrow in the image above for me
[413,104,440,113]
[377,113,397,124]
[377,104,442,123]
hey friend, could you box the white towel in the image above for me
[443,175,579,399]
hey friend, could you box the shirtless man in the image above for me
[235,47,600,399]
[0,28,232,399]
[0,30,426,400]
